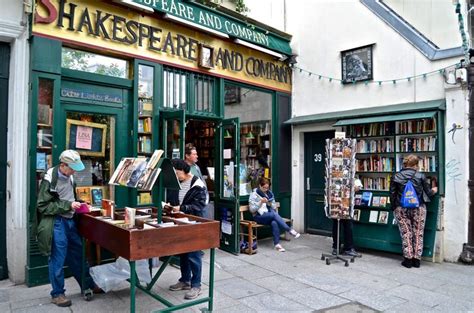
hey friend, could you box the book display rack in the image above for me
[321,137,357,266]
[137,64,155,205]
[346,115,441,256]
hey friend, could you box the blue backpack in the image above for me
[400,178,420,209]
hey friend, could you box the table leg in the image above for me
[209,248,215,312]
[130,261,136,313]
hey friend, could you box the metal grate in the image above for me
[163,67,188,109]
[194,73,214,113]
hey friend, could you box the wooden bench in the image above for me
[239,202,292,255]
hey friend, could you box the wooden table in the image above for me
[77,213,220,312]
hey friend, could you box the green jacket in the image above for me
[36,165,76,256]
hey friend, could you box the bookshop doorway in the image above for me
[0,42,9,279]
[304,130,334,235]
[185,119,217,219]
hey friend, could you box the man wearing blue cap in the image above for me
[37,150,100,307]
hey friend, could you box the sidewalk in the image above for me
[1,233,474,312]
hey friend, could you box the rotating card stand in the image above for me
[320,219,355,266]
[321,137,357,267]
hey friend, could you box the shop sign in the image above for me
[61,87,123,104]
[130,0,292,55]
[34,0,292,92]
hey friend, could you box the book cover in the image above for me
[90,187,104,207]
[379,196,387,207]
[36,152,46,171]
[101,199,115,218]
[372,196,380,207]
[37,104,52,125]
[354,194,362,206]
[114,158,136,186]
[142,168,162,191]
[378,211,389,224]
[353,209,361,221]
[126,158,147,188]
[138,192,152,205]
[76,187,91,204]
[369,210,378,223]
[361,191,373,206]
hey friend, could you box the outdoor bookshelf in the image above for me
[136,64,155,206]
[345,113,442,257]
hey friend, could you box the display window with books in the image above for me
[35,78,54,193]
[137,64,155,205]
[342,112,443,257]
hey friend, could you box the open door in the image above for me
[160,110,185,159]
[215,118,240,254]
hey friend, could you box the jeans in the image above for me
[179,251,202,288]
[332,219,354,251]
[48,216,94,297]
[253,209,291,245]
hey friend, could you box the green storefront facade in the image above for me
[27,0,293,285]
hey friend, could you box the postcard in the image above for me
[369,210,378,223]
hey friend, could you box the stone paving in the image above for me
[1,233,474,312]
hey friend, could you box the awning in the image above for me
[333,111,437,126]
[284,99,445,126]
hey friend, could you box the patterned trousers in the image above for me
[394,205,426,260]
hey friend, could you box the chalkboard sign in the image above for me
[66,119,107,157]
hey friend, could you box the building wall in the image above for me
[0,0,29,282]
[283,0,468,261]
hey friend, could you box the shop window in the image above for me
[224,84,272,196]
[61,47,129,78]
[193,74,214,113]
[163,67,187,109]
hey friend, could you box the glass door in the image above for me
[160,110,185,159]
[215,118,240,254]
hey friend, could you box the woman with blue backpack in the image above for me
[390,154,437,268]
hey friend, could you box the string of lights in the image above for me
[292,63,462,85]
[454,1,470,66]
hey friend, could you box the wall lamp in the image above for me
[163,13,229,38]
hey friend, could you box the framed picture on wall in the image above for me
[341,44,373,84]
[198,44,214,69]
[66,119,107,157]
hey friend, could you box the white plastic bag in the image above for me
[89,257,152,292]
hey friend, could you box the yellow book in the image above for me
[76,187,91,204]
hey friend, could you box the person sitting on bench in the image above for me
[248,178,300,252]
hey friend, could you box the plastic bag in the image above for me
[89,257,152,292]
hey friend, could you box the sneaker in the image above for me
[275,244,286,252]
[289,229,301,239]
[169,281,191,291]
[51,294,71,307]
[184,287,201,300]
[332,248,337,255]
[343,248,361,257]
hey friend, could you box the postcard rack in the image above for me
[321,137,357,266]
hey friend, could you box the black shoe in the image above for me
[401,257,412,268]
[332,248,337,255]
[412,258,420,268]
[343,248,361,257]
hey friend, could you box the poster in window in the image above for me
[66,119,107,157]
[341,44,373,84]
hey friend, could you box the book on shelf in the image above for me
[353,209,361,221]
[361,191,373,206]
[90,187,104,206]
[139,99,153,116]
[36,152,47,171]
[371,196,380,207]
[378,211,389,224]
[138,192,152,205]
[354,194,362,206]
[37,128,52,147]
[397,118,436,134]
[37,104,52,125]
[76,187,91,204]
[379,196,387,207]
[369,210,378,223]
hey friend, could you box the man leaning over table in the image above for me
[37,150,102,307]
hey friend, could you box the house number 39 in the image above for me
[314,153,322,162]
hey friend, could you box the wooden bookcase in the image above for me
[346,114,441,257]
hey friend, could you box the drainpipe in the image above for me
[461,64,474,263]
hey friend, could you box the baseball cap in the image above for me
[59,150,85,171]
